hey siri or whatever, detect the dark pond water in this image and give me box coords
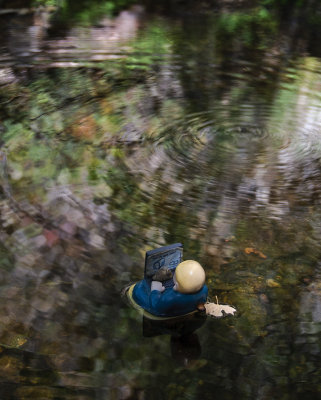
[1,4,321,400]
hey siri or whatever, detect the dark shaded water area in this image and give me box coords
[1,3,321,399]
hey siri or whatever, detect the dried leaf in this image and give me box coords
[205,302,237,318]
[266,278,280,288]
[244,247,267,259]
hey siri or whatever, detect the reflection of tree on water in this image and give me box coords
[0,5,144,68]
[0,345,58,397]
[1,2,321,399]
[107,65,321,400]
[0,181,143,397]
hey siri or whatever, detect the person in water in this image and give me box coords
[132,260,208,317]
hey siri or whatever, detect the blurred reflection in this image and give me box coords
[1,2,321,399]
[142,313,207,338]
[143,314,206,367]
[170,334,202,367]
[0,6,144,68]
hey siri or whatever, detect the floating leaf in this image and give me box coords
[266,278,280,288]
[244,247,267,258]
[205,302,237,318]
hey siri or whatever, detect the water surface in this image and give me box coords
[0,5,321,399]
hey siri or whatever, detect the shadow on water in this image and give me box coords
[1,1,321,399]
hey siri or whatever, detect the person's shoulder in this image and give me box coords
[133,279,150,294]
[201,285,209,294]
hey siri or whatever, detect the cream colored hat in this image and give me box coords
[175,260,205,293]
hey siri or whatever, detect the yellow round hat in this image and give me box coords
[175,260,205,293]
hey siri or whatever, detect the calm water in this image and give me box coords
[0,4,321,400]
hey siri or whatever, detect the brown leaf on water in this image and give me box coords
[244,247,267,259]
[266,278,280,288]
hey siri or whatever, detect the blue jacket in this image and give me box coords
[132,279,208,317]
